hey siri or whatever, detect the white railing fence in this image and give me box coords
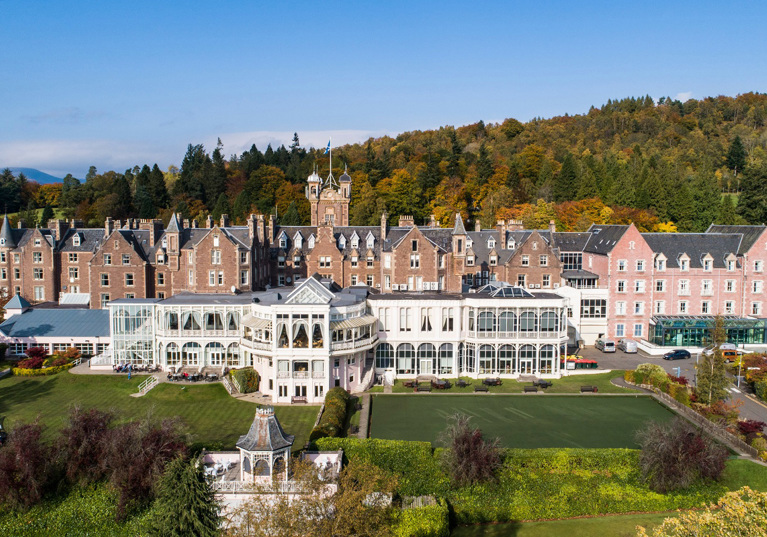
[231,374,242,393]
[222,375,236,394]
[137,375,159,396]
[90,351,113,366]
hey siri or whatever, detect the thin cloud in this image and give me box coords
[675,91,693,102]
[23,107,105,125]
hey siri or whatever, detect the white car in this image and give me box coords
[617,339,638,353]
[595,338,616,353]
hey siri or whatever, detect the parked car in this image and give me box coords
[703,343,738,356]
[595,338,616,353]
[617,339,638,353]
[722,349,739,363]
[663,349,691,360]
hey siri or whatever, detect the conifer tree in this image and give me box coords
[553,153,578,202]
[738,163,767,224]
[696,316,730,405]
[39,205,54,227]
[726,136,746,176]
[211,193,231,221]
[281,201,301,225]
[149,457,220,537]
[476,142,493,185]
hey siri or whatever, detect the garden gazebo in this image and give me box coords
[236,406,295,482]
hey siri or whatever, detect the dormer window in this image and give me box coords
[73,234,81,246]
[213,234,220,247]
[293,234,303,249]
[351,235,359,249]
[680,259,689,271]
[367,235,374,249]
[280,236,287,249]
[727,259,736,271]
[338,236,346,249]
[488,238,496,249]
[507,240,515,250]
[656,257,666,271]
[490,255,497,266]
[466,256,474,266]
[703,259,712,271]
[466,238,473,249]
[0,239,4,246]
[308,235,315,249]
[157,252,164,264]
[34,238,41,247]
[162,237,167,248]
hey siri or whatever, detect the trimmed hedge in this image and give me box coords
[625,368,691,407]
[12,363,75,377]
[393,500,450,537]
[230,367,259,393]
[756,380,767,402]
[314,437,450,496]
[310,388,351,442]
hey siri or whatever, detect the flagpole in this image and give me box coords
[329,137,332,181]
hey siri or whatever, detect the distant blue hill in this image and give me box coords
[5,167,64,184]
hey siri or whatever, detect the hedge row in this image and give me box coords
[756,380,767,402]
[12,363,75,377]
[393,499,450,537]
[314,437,449,496]
[309,388,350,442]
[625,368,691,406]
[0,484,150,537]
[230,367,259,393]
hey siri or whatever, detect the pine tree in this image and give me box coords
[290,132,300,153]
[39,205,54,227]
[691,172,721,232]
[447,129,463,178]
[149,457,220,537]
[553,153,578,202]
[726,136,746,176]
[717,195,740,225]
[476,142,493,185]
[696,316,730,405]
[738,163,767,224]
[211,193,231,221]
[281,201,301,225]
[148,164,170,210]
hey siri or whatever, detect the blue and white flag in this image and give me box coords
[324,140,331,154]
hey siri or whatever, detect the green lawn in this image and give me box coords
[0,373,318,450]
[451,512,676,537]
[370,394,674,448]
[368,371,636,394]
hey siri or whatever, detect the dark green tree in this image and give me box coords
[691,172,721,232]
[717,195,741,225]
[112,175,134,220]
[175,144,211,203]
[696,316,730,405]
[211,193,231,221]
[417,145,443,199]
[148,164,170,210]
[207,139,228,204]
[281,201,301,225]
[39,205,54,226]
[447,129,463,178]
[19,202,38,228]
[553,153,578,202]
[726,136,746,175]
[476,142,493,185]
[134,185,156,219]
[149,457,220,537]
[738,163,767,224]
[85,166,97,182]
[290,132,300,153]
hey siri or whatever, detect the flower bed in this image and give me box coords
[12,363,75,376]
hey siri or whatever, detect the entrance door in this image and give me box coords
[295,385,307,397]
[520,359,533,375]
[420,359,432,375]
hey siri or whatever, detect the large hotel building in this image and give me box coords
[2,169,767,403]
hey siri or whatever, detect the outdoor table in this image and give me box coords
[205,466,217,477]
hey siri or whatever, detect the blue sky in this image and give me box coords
[1,0,766,178]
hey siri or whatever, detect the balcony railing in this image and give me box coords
[470,331,565,339]
[241,340,272,351]
[331,335,376,351]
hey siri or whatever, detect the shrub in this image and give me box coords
[737,419,766,441]
[755,380,767,402]
[623,370,635,383]
[25,346,47,361]
[668,374,689,386]
[230,367,259,393]
[12,363,74,376]
[0,423,55,510]
[51,357,68,367]
[314,437,449,497]
[60,407,114,485]
[667,383,691,406]
[635,417,728,493]
[752,437,767,452]
[636,363,666,383]
[0,343,7,360]
[18,356,44,370]
[310,388,351,442]
[393,500,449,537]
[439,414,501,487]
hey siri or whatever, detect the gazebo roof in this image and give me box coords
[236,407,295,452]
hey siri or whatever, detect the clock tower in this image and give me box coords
[306,166,351,227]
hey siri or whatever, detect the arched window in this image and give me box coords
[479,344,495,374]
[520,311,538,333]
[478,311,496,333]
[293,322,308,348]
[519,344,536,374]
[499,311,516,333]
[227,312,239,331]
[375,343,394,369]
[182,312,201,331]
[417,343,436,375]
[206,342,225,366]
[277,324,289,348]
[540,345,555,374]
[166,343,180,366]
[312,323,324,348]
[438,344,453,375]
[226,343,240,366]
[396,343,415,375]
[167,312,178,330]
[498,344,515,374]
[181,342,201,365]
[541,311,558,332]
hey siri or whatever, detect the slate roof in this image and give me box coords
[706,225,766,254]
[550,232,592,252]
[236,408,295,452]
[56,229,104,253]
[641,233,742,269]
[0,215,16,248]
[0,308,110,338]
[584,225,629,254]
[452,213,467,235]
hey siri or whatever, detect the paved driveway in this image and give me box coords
[579,347,767,422]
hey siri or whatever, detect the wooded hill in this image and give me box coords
[3,93,767,232]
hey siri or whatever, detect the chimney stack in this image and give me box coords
[220,214,229,228]
[428,214,437,228]
[507,219,524,231]
[104,217,114,238]
[248,214,257,240]
[206,215,214,228]
[48,219,69,241]
[398,215,414,228]
[380,212,388,242]
[475,220,481,232]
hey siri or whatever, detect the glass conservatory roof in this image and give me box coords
[651,315,766,329]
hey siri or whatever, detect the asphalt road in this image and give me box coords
[579,347,767,423]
